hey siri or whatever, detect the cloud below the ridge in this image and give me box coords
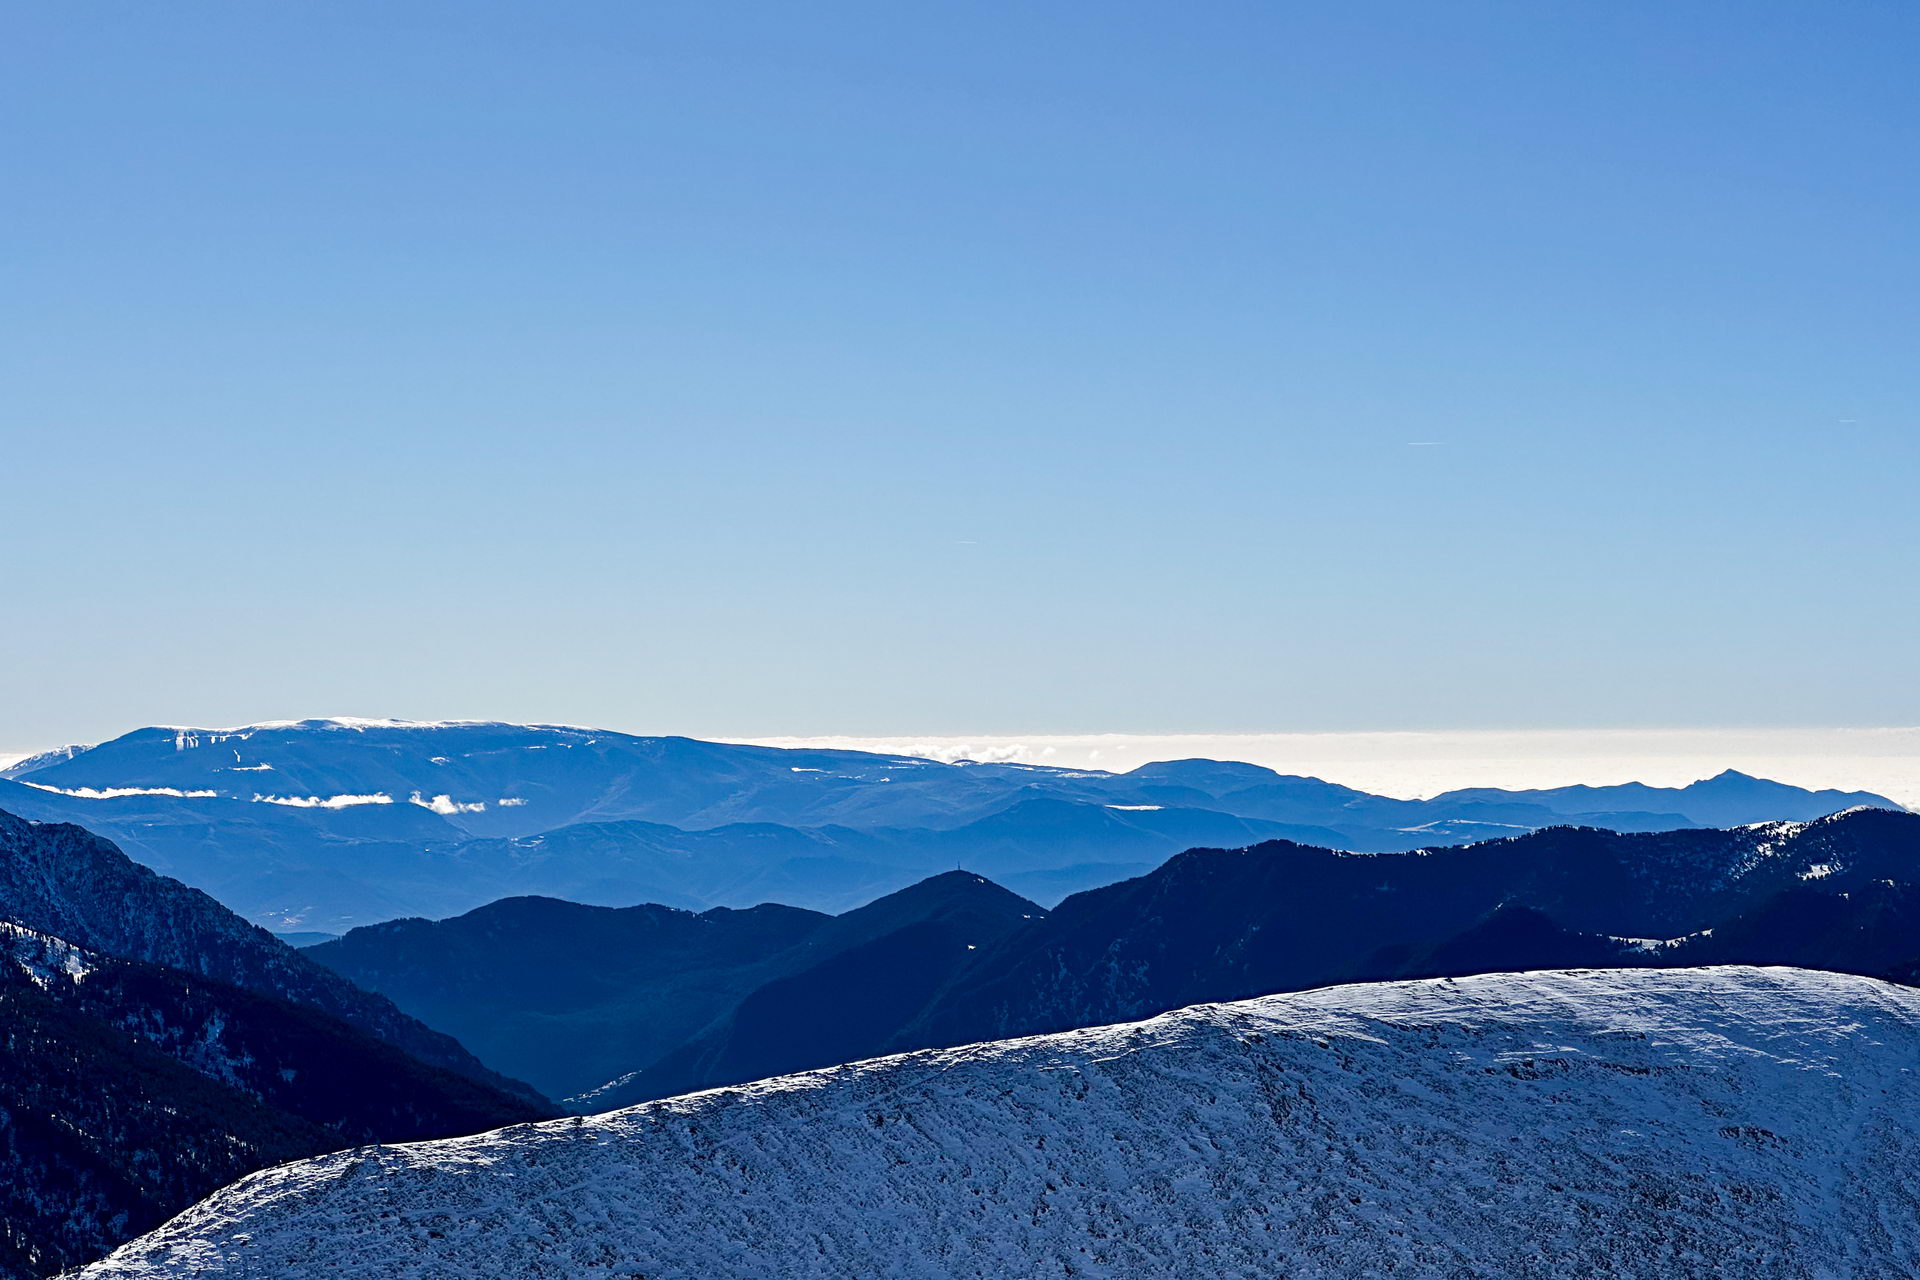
[728,728,1920,810]
[410,792,486,815]
[254,792,393,809]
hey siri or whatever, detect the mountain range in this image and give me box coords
[71,967,1920,1279]
[10,779,1920,1275]
[3,718,1899,931]
[0,812,550,1279]
[305,805,1920,1111]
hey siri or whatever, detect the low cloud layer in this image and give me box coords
[732,728,1920,810]
[18,781,218,800]
[409,792,486,815]
[253,793,394,809]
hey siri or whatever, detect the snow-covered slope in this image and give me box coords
[75,967,1920,1278]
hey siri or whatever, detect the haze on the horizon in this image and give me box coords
[5,3,1917,749]
[5,722,1917,814]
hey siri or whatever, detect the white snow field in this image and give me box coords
[74,967,1920,1279]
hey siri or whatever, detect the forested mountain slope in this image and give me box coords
[0,922,548,1280]
[0,810,542,1104]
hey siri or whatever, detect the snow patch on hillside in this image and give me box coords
[1,920,95,988]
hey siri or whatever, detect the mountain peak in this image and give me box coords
[853,869,1041,917]
[1123,758,1284,784]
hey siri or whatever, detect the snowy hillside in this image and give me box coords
[75,967,1920,1278]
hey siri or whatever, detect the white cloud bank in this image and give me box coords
[731,727,1920,810]
[17,781,218,800]
[409,792,486,815]
[253,793,394,809]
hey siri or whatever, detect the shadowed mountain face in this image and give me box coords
[310,807,1920,1113]
[576,872,1042,1107]
[0,927,551,1280]
[0,926,551,1280]
[0,813,556,1280]
[3,720,1900,931]
[310,872,1043,1101]
[0,810,542,1105]
[891,809,1920,1058]
[305,897,831,1097]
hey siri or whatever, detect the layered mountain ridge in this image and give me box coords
[4,719,1898,931]
[6,720,1914,1277]
[306,805,1920,1110]
[308,872,1043,1098]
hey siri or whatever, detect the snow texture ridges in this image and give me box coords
[75,966,1920,1279]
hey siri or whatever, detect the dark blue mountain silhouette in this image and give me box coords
[308,807,1920,1113]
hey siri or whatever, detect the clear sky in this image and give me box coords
[5,1,1917,752]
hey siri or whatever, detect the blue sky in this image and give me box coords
[4,1,1917,750]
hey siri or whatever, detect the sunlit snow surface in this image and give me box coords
[1,920,94,988]
[74,967,1920,1279]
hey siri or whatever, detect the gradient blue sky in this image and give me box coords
[5,1,1917,751]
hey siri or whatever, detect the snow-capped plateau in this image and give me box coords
[73,966,1920,1278]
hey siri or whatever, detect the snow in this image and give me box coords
[0,743,90,774]
[2,921,95,988]
[71,967,1920,1279]
[156,717,615,736]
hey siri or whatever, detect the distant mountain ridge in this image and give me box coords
[1427,767,1895,827]
[4,719,1900,931]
